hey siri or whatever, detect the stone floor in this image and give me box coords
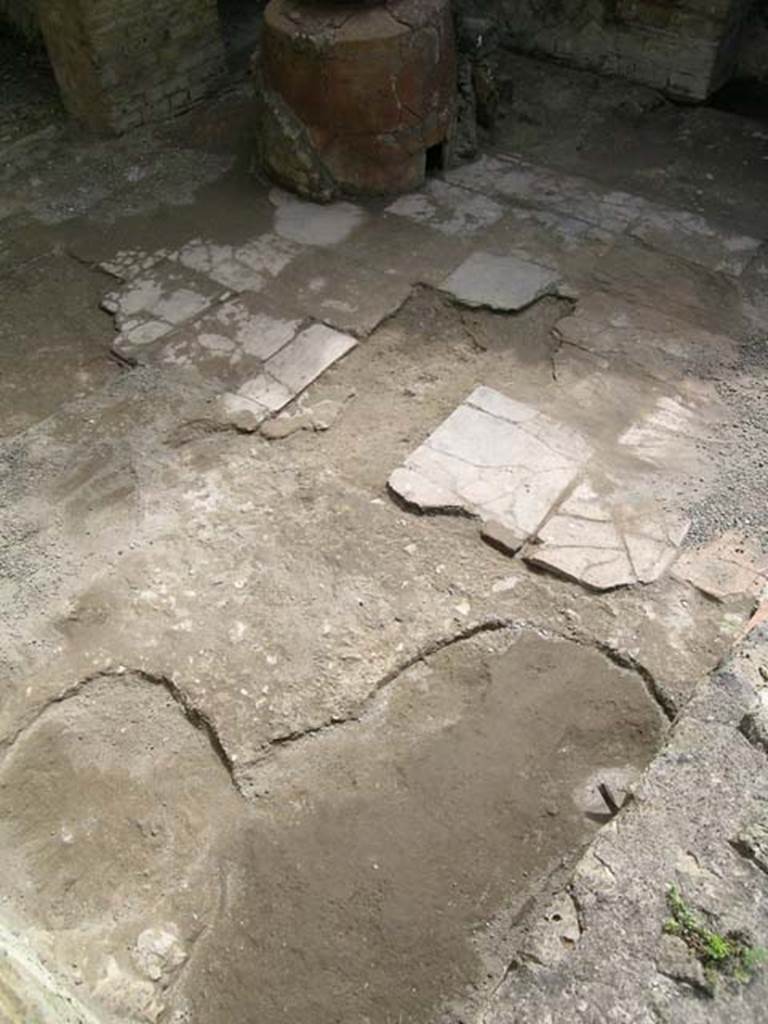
[0,54,767,1024]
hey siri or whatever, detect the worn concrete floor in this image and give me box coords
[0,53,767,1024]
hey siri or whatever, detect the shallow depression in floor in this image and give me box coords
[180,630,665,1023]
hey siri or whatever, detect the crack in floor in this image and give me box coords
[239,616,673,781]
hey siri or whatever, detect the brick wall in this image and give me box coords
[37,0,225,133]
[459,0,754,100]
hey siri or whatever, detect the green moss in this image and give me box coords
[664,885,767,992]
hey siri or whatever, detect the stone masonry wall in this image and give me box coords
[737,0,768,82]
[0,0,40,40]
[37,0,225,133]
[458,0,754,100]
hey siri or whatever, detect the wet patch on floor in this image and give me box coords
[178,630,664,1024]
[0,631,664,1023]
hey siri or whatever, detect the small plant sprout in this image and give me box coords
[664,884,767,991]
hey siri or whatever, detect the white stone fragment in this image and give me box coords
[388,387,589,546]
[214,393,271,432]
[265,323,357,395]
[440,252,564,311]
[100,247,171,282]
[526,483,688,591]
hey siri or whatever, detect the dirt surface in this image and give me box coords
[181,632,663,1024]
[0,45,766,1024]
[0,633,663,1024]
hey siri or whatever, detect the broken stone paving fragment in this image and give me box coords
[388,386,590,547]
[260,397,350,439]
[103,259,228,357]
[118,295,303,393]
[673,530,768,603]
[217,323,358,429]
[525,482,689,591]
[481,518,526,556]
[439,251,569,311]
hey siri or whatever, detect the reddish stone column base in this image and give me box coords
[256,0,457,200]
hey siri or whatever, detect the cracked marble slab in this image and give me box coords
[221,322,358,425]
[388,386,590,547]
[439,251,567,311]
[525,483,689,591]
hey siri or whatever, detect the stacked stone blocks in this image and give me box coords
[37,0,225,133]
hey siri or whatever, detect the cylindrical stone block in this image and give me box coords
[260,0,457,196]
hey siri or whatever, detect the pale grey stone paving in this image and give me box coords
[266,322,357,394]
[439,251,565,311]
[116,296,302,391]
[391,385,694,591]
[388,386,590,549]
[444,153,764,284]
[267,248,413,335]
[103,259,228,355]
[100,246,172,282]
[171,233,302,291]
[220,322,358,426]
[630,206,762,277]
[525,482,690,591]
[444,154,648,233]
